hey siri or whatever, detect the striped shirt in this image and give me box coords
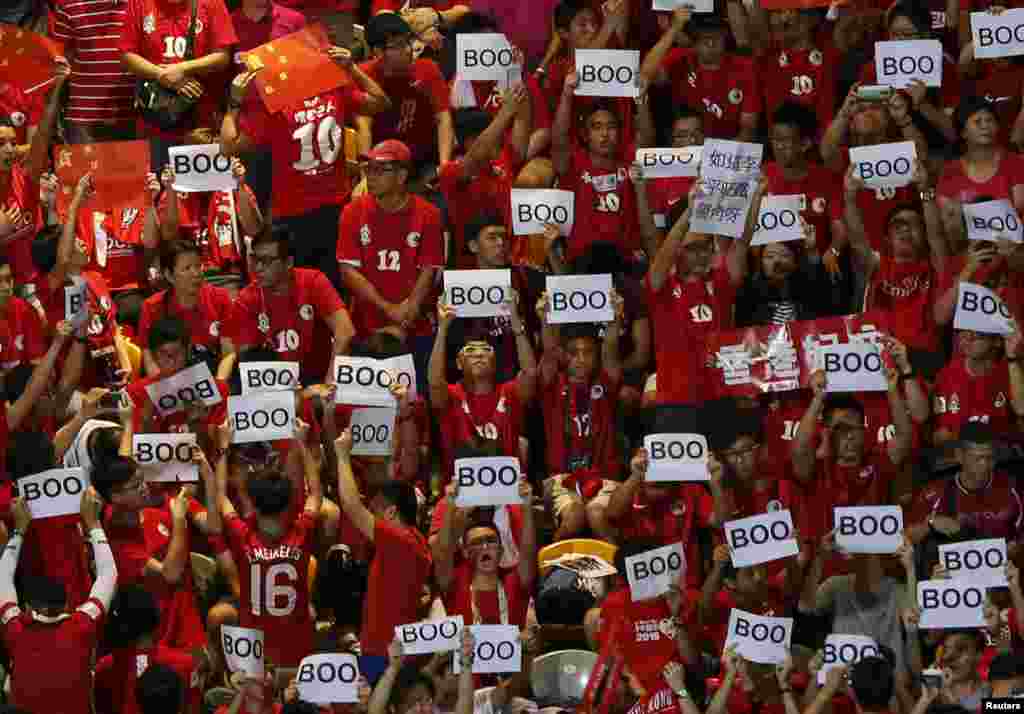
[50,0,136,124]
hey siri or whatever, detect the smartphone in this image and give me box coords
[919,669,943,689]
[857,85,893,102]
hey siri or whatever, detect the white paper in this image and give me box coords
[452,625,522,674]
[751,195,804,246]
[834,506,904,554]
[456,33,520,81]
[725,609,792,665]
[874,40,943,88]
[624,542,685,601]
[654,0,713,12]
[545,274,614,324]
[239,361,301,395]
[222,625,264,677]
[385,354,418,400]
[954,282,1016,335]
[819,635,880,685]
[643,433,709,481]
[18,468,89,519]
[635,146,702,178]
[918,580,986,629]
[133,433,199,483]
[350,406,396,457]
[296,654,359,704]
[396,616,464,655]
[823,343,888,392]
[169,143,237,193]
[144,362,222,417]
[724,510,800,568]
[849,141,917,189]
[574,49,640,98]
[691,139,763,239]
[444,269,512,318]
[454,457,523,507]
[64,278,88,329]
[228,391,296,444]
[971,9,1024,59]
[334,356,397,407]
[939,538,1008,588]
[511,189,575,237]
[963,199,1023,243]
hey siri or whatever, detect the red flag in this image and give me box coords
[53,141,150,220]
[0,25,65,94]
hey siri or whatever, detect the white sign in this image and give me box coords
[452,625,522,674]
[396,616,464,655]
[823,343,888,392]
[691,139,763,239]
[963,199,1023,243]
[239,361,301,395]
[546,274,614,324]
[849,141,917,189]
[954,282,1016,335]
[939,538,1008,588]
[819,635,880,685]
[635,146,702,178]
[350,406,396,457]
[334,356,397,407]
[751,195,804,246]
[653,0,713,12]
[874,40,943,88]
[511,189,575,237]
[133,433,198,483]
[144,362,222,417]
[296,654,359,704]
[643,433,709,481]
[454,457,522,507]
[456,33,519,81]
[917,580,986,629]
[444,269,512,318]
[228,391,296,444]
[169,143,237,193]
[971,9,1024,59]
[834,506,903,554]
[725,609,792,665]
[18,468,89,519]
[624,542,685,601]
[64,278,88,329]
[724,510,799,568]
[574,49,640,98]
[222,625,264,677]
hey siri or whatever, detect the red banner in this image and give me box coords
[53,141,150,219]
[0,25,65,94]
[245,24,351,114]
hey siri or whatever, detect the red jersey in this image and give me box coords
[561,147,640,262]
[699,586,788,653]
[760,393,811,480]
[910,471,1022,539]
[127,374,229,434]
[362,518,432,656]
[938,151,1024,205]
[438,380,525,486]
[1,596,105,714]
[627,688,684,714]
[967,64,1024,147]
[864,256,939,352]
[759,44,840,133]
[439,152,516,268]
[72,206,147,291]
[661,49,761,140]
[933,357,1015,438]
[646,263,737,404]
[541,371,621,478]
[159,188,253,273]
[828,166,914,253]
[1,165,41,283]
[647,175,695,230]
[95,645,202,714]
[138,284,233,357]
[0,82,42,145]
[762,162,842,252]
[358,58,449,161]
[443,564,529,627]
[598,588,680,693]
[225,510,317,666]
[0,297,44,370]
[337,194,443,336]
[802,450,891,541]
[242,85,366,218]
[230,267,347,361]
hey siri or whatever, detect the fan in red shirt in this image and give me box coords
[334,427,432,657]
[337,140,444,345]
[0,82,42,151]
[231,227,355,383]
[961,52,1024,147]
[0,257,44,370]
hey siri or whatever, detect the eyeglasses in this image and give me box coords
[250,253,283,268]
[467,535,500,549]
[722,444,760,461]
[461,345,495,356]
[363,162,399,177]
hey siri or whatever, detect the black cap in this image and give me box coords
[365,13,413,48]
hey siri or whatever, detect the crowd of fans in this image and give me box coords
[3,0,1024,712]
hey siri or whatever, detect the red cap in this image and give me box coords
[361,139,411,164]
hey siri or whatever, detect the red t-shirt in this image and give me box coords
[647,175,695,230]
[438,380,524,486]
[439,152,516,268]
[864,256,939,352]
[542,371,622,478]
[763,162,842,252]
[158,188,254,272]
[661,49,761,140]
[358,58,449,162]
[646,263,737,405]
[337,194,443,336]
[138,284,233,357]
[0,82,42,145]
[760,393,811,481]
[561,147,640,262]
[828,164,914,253]
[1,165,41,283]
[598,588,680,693]
[225,510,317,666]
[909,471,1022,539]
[0,297,44,370]
[362,518,432,657]
[933,357,1015,439]
[758,43,840,133]
[938,151,1024,205]
[801,450,891,541]
[443,563,529,627]
[73,206,148,292]
[966,64,1024,147]
[95,645,202,714]
[698,586,788,653]
[242,85,366,218]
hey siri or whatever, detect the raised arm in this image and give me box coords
[7,321,72,431]
[518,479,537,589]
[220,71,261,157]
[434,483,463,592]
[639,9,689,87]
[648,188,693,294]
[53,174,94,287]
[841,166,879,277]
[462,87,522,178]
[327,47,391,115]
[508,290,538,404]
[726,177,767,287]
[368,640,406,714]
[81,488,117,612]
[428,299,456,410]
[335,429,375,541]
[551,71,578,177]
[791,371,825,483]
[602,291,625,383]
[24,59,70,181]
[0,499,31,607]
[148,486,192,585]
[883,352,913,468]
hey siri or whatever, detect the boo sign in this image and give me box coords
[624,541,685,601]
[822,342,888,393]
[849,141,917,189]
[574,49,640,98]
[511,188,574,237]
[834,506,903,554]
[396,616,464,655]
[168,143,237,193]
[643,433,708,481]
[874,40,943,88]
[918,580,986,629]
[546,274,614,324]
[222,625,264,677]
[444,269,511,319]
[18,467,90,519]
[725,609,792,665]
[962,199,1023,243]
[296,654,360,704]
[954,282,1016,335]
[939,538,1008,588]
[133,433,198,483]
[971,9,1024,59]
[456,33,520,81]
[454,457,522,507]
[819,635,879,685]
[144,362,222,417]
[724,510,799,568]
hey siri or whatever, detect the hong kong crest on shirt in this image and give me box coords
[767,499,782,512]
[591,384,605,400]
[812,197,827,214]
[728,88,743,105]
[658,618,678,639]
[950,394,961,413]
[359,225,371,246]
[406,232,421,248]
[209,321,220,337]
[996,392,1007,408]
[687,71,697,88]
[299,304,314,321]
[258,312,270,333]
[810,50,823,66]
[858,465,875,481]
[194,19,204,34]
[778,52,789,67]
[9,112,24,127]
[142,13,155,33]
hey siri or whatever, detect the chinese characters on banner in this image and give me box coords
[690,140,763,239]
